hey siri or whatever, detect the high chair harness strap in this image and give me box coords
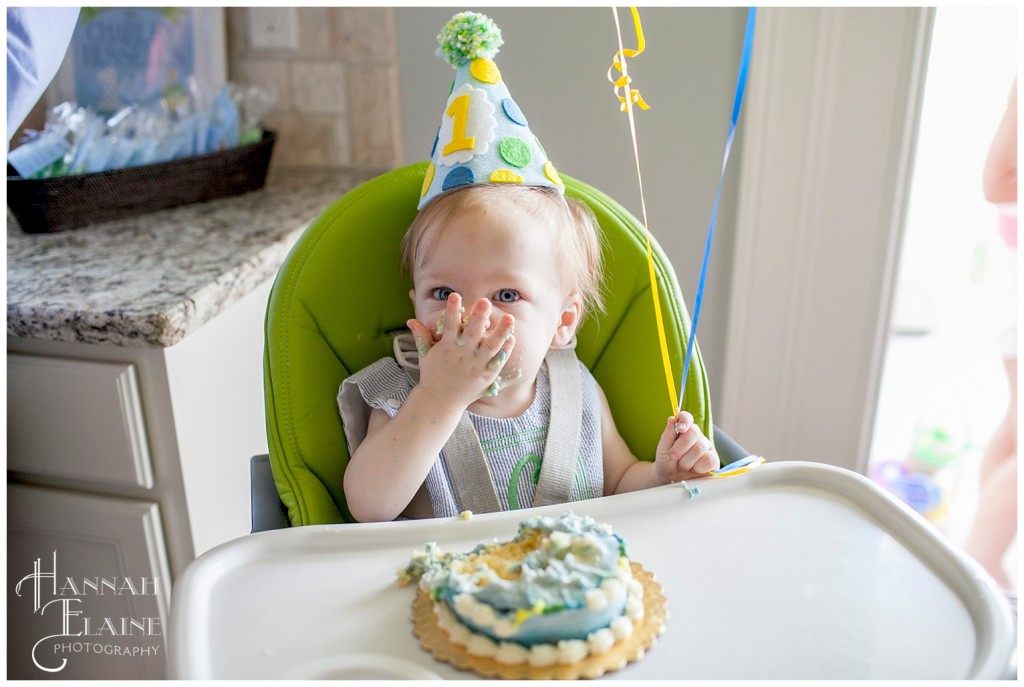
[445,414,503,514]
[532,345,582,506]
[392,332,583,514]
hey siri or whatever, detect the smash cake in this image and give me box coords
[398,511,666,679]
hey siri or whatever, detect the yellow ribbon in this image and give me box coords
[608,7,651,112]
[608,7,677,415]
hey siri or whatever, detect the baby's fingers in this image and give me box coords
[407,319,435,357]
[666,425,700,462]
[690,448,719,475]
[675,435,716,474]
[439,292,464,341]
[656,416,681,457]
[673,410,695,434]
[461,298,492,344]
[479,314,514,355]
[486,335,516,376]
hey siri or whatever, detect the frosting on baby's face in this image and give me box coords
[410,201,581,414]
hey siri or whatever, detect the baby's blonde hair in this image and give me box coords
[401,185,606,319]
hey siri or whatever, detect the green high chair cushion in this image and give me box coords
[264,161,711,526]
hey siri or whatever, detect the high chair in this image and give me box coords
[252,161,750,530]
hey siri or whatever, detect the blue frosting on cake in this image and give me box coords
[403,511,634,647]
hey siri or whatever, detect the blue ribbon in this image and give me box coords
[678,7,757,410]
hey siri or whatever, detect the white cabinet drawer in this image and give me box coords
[8,354,153,488]
[7,484,171,679]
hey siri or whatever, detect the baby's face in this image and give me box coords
[410,201,579,402]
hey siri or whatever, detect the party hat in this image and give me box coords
[418,12,564,210]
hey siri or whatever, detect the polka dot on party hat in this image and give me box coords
[418,11,565,211]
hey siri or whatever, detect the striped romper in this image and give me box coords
[338,354,604,518]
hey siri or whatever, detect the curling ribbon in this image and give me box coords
[609,6,677,415]
[608,7,651,112]
[678,7,756,410]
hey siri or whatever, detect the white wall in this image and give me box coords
[723,8,933,471]
[396,7,747,414]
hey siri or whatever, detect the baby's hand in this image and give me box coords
[407,293,515,409]
[654,411,720,483]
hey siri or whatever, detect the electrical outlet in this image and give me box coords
[249,8,297,51]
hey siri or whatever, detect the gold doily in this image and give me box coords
[411,561,667,679]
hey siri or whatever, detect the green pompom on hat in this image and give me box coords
[436,11,503,67]
[418,11,564,211]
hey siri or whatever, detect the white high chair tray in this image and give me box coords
[168,461,1013,679]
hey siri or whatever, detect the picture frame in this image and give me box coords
[45,7,226,115]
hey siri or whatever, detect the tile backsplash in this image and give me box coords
[225,7,401,170]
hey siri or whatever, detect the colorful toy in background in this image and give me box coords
[871,460,945,519]
[870,423,973,523]
[908,425,970,473]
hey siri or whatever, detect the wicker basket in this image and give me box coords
[7,130,276,234]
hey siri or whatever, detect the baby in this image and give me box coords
[339,11,718,522]
[341,184,719,522]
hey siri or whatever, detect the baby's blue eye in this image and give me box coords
[431,287,454,301]
[493,289,520,303]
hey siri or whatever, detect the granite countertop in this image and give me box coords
[7,167,383,348]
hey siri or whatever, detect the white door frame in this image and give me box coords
[721,7,934,472]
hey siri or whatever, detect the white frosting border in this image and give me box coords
[432,574,645,666]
